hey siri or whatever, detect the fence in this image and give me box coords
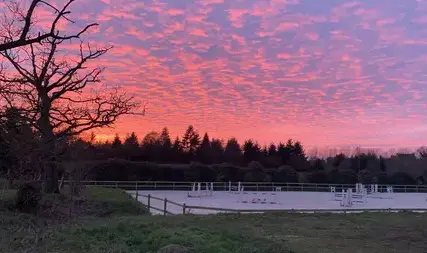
[72,180,427,193]
[136,193,427,215]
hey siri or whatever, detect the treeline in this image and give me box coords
[2,121,427,185]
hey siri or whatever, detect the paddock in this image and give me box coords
[130,190,427,215]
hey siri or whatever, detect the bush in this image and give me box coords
[337,159,352,171]
[307,171,330,183]
[388,172,416,185]
[15,182,42,213]
[328,169,357,184]
[212,163,241,181]
[248,161,264,171]
[358,169,377,184]
[273,165,299,183]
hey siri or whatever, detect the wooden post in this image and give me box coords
[115,181,118,189]
[147,194,151,211]
[182,203,186,214]
[164,198,168,216]
[135,182,139,200]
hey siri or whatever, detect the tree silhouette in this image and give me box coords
[111,134,122,149]
[197,133,212,164]
[268,143,277,156]
[210,138,225,164]
[123,132,140,160]
[277,142,291,165]
[243,139,261,165]
[0,107,38,186]
[181,125,200,160]
[172,136,183,163]
[224,138,242,165]
[0,30,136,193]
[159,127,172,162]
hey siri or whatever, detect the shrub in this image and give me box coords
[273,165,299,183]
[15,182,42,213]
[357,169,377,184]
[328,169,357,184]
[248,161,264,171]
[388,172,416,185]
[212,163,241,181]
[337,158,352,170]
[307,171,330,183]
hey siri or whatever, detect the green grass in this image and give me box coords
[8,212,427,253]
[1,187,427,253]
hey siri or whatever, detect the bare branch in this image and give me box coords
[0,0,99,51]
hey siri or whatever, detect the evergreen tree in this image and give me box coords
[172,136,183,163]
[124,132,139,148]
[210,138,224,164]
[123,132,140,160]
[181,125,200,157]
[111,134,122,149]
[261,146,268,156]
[159,127,172,148]
[159,127,173,162]
[197,133,212,164]
[293,141,306,158]
[224,137,242,165]
[277,142,291,165]
[268,143,277,156]
[243,139,261,165]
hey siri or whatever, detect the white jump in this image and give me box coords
[188,182,213,198]
[229,181,244,194]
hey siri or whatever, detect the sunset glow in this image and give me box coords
[52,0,427,149]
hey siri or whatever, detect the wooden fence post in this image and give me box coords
[115,181,118,189]
[147,194,151,211]
[164,198,168,216]
[183,203,186,215]
[135,182,138,200]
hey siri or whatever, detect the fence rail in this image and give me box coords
[69,180,427,193]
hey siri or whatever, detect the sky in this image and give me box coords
[26,0,427,149]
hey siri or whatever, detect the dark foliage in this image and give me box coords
[15,182,42,213]
[0,122,426,185]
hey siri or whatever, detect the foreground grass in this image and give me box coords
[1,187,427,252]
[28,212,426,253]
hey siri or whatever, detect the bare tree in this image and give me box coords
[0,33,138,192]
[0,0,97,51]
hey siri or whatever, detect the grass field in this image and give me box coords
[1,187,427,253]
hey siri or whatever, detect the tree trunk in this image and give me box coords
[38,91,60,194]
[40,127,60,194]
[6,168,13,189]
[43,162,59,193]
